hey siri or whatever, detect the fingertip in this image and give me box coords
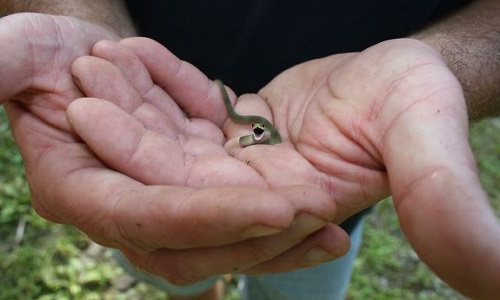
[70,56,97,87]
[303,225,350,266]
[66,97,89,126]
[91,39,118,55]
[66,97,104,126]
[71,55,142,113]
[66,98,144,154]
[328,225,351,258]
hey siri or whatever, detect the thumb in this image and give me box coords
[384,78,500,298]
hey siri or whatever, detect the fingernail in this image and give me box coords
[304,247,336,266]
[240,225,284,239]
[290,214,327,239]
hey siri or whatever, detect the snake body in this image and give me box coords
[215,80,282,146]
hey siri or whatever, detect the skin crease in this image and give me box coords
[0,13,350,285]
[68,37,500,298]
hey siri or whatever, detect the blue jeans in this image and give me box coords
[114,221,363,299]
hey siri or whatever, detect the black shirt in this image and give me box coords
[122,0,470,233]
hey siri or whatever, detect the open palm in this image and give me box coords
[228,38,500,297]
[68,37,348,279]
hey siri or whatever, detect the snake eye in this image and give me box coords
[252,123,266,130]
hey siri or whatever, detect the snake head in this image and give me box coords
[238,123,272,146]
[252,123,271,142]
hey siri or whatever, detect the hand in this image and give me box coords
[0,14,348,284]
[64,38,350,282]
[68,35,500,296]
[227,38,500,298]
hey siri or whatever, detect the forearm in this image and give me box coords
[413,0,500,120]
[0,0,136,37]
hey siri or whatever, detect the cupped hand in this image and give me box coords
[0,14,348,284]
[0,13,118,219]
[226,38,499,298]
[66,37,349,282]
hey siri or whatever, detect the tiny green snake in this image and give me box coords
[215,79,282,146]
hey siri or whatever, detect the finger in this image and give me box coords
[16,132,310,253]
[88,40,192,129]
[72,50,225,143]
[91,40,155,98]
[72,56,142,113]
[27,88,339,254]
[8,100,316,253]
[381,56,500,295]
[121,187,339,284]
[118,37,230,126]
[243,224,350,275]
[388,114,500,294]
[71,55,189,137]
[66,98,247,186]
[109,184,336,253]
[122,214,327,285]
[58,175,335,253]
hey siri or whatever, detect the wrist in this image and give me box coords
[0,0,136,37]
[410,0,500,121]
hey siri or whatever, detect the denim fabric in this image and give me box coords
[240,221,364,300]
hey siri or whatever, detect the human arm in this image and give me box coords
[412,0,500,120]
[0,0,136,37]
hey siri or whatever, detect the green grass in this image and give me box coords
[0,105,499,299]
